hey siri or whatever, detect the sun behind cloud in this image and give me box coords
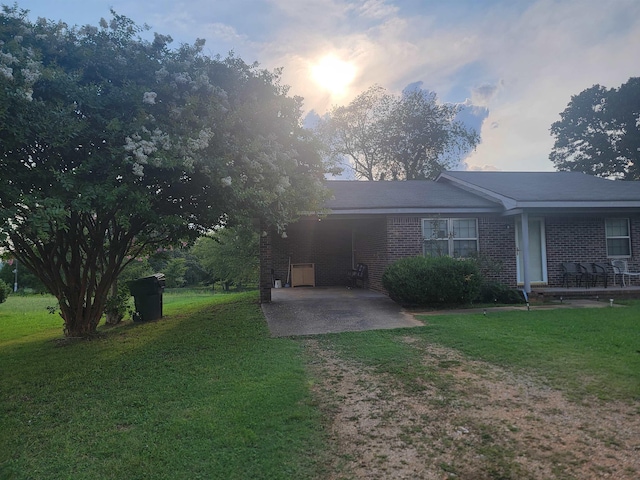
[310,54,356,96]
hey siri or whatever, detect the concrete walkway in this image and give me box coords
[262,288,622,337]
[261,287,423,337]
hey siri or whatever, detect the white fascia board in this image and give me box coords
[325,207,502,215]
[515,201,640,209]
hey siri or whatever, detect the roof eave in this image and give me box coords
[325,207,503,216]
[516,201,640,208]
[437,173,517,209]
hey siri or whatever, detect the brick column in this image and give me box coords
[259,225,272,303]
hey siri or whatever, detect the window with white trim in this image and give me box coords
[422,218,478,258]
[605,218,631,257]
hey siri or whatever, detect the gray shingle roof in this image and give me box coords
[438,171,640,210]
[439,171,640,202]
[324,180,501,214]
[320,172,640,216]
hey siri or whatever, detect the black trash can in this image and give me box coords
[128,273,166,322]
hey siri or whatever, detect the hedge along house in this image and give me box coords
[259,171,640,303]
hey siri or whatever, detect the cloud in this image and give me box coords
[456,103,490,137]
[471,82,502,107]
[26,0,640,173]
[447,0,640,171]
[253,0,639,172]
[468,164,500,171]
[205,23,247,44]
[350,0,399,20]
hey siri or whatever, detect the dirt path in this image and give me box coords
[303,338,640,480]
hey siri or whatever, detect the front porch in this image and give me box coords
[530,284,640,303]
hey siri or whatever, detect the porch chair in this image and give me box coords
[610,259,640,287]
[348,263,368,289]
[577,263,594,289]
[590,263,609,288]
[561,262,583,287]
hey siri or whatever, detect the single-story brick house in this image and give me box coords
[259,171,640,303]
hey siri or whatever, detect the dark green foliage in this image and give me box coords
[550,77,640,179]
[0,279,10,303]
[476,281,524,304]
[0,262,46,294]
[104,260,154,324]
[382,256,482,306]
[103,286,131,323]
[191,224,259,289]
[149,249,211,287]
[0,6,328,336]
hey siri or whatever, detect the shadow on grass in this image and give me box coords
[0,291,328,480]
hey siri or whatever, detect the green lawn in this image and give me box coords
[0,292,327,480]
[320,304,640,402]
[419,306,640,401]
[2,293,639,479]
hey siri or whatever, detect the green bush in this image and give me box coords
[476,281,524,304]
[0,279,11,303]
[382,256,482,307]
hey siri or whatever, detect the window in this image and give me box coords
[422,218,478,258]
[606,218,631,257]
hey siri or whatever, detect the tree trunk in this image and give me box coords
[56,276,125,337]
[62,306,103,337]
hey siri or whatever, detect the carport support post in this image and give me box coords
[259,224,272,303]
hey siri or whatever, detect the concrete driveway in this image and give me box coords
[261,287,423,337]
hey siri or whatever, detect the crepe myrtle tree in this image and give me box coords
[0,6,328,336]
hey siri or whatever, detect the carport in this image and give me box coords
[258,180,500,304]
[261,287,423,337]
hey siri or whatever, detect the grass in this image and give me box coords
[0,291,327,480]
[308,304,640,478]
[318,303,640,402]
[416,305,640,401]
[2,292,639,479]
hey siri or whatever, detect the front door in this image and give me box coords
[516,217,547,284]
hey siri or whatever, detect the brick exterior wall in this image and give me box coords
[354,219,388,292]
[545,215,640,286]
[259,226,272,303]
[387,217,423,262]
[262,213,640,302]
[478,217,517,286]
[384,215,517,288]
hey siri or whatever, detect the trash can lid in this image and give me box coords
[128,273,166,294]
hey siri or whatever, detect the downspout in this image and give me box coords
[352,227,356,268]
[521,212,531,294]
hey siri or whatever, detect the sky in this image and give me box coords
[14,0,640,172]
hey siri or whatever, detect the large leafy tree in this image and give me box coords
[550,77,640,179]
[191,224,259,290]
[319,85,479,180]
[0,6,328,336]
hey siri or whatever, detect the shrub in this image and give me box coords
[104,288,131,325]
[0,279,11,303]
[382,256,482,307]
[476,281,524,304]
